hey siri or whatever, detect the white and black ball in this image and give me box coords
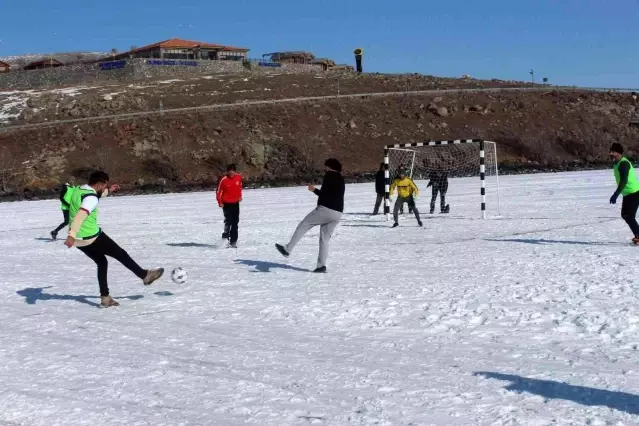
[171,267,188,284]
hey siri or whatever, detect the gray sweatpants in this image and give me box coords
[393,196,421,223]
[285,206,342,268]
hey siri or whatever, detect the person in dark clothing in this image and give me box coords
[373,162,386,215]
[609,143,639,243]
[427,170,450,214]
[276,158,345,273]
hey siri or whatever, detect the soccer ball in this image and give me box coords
[171,267,188,284]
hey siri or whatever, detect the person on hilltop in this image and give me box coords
[609,143,639,244]
[64,171,164,308]
[216,163,243,248]
[275,158,345,273]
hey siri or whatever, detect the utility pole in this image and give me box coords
[530,69,535,84]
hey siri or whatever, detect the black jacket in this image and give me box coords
[314,171,345,212]
[375,170,386,194]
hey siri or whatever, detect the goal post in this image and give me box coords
[383,139,500,220]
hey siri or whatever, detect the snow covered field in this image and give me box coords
[1,170,639,425]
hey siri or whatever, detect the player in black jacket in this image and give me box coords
[373,162,386,215]
[276,158,345,273]
[428,170,450,214]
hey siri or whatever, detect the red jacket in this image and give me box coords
[216,174,243,205]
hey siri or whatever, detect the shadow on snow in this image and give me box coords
[340,223,389,229]
[475,372,639,415]
[16,287,143,308]
[485,238,621,246]
[234,259,310,273]
[166,242,218,248]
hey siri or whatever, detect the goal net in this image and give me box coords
[384,139,500,219]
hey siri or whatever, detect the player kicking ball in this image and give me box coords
[64,171,164,308]
[275,158,345,273]
[389,168,422,228]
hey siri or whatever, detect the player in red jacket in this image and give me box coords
[216,164,243,247]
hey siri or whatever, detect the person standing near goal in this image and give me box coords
[216,164,243,248]
[275,158,345,273]
[64,171,164,308]
[389,168,422,228]
[609,143,639,244]
[372,162,386,215]
[427,169,450,214]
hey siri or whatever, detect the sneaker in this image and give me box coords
[143,268,164,285]
[313,266,327,273]
[632,236,639,245]
[100,296,120,308]
[50,231,57,241]
[275,243,289,257]
[228,242,237,248]
[418,221,423,227]
[392,223,399,228]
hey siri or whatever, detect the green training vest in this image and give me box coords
[614,157,639,196]
[68,186,101,239]
[60,184,75,211]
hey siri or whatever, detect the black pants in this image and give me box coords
[77,232,146,297]
[373,193,384,215]
[431,185,448,213]
[223,203,240,244]
[52,210,70,234]
[622,192,639,237]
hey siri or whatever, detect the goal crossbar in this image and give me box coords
[383,139,496,219]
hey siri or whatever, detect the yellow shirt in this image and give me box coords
[390,177,418,198]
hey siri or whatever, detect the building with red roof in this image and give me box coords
[106,38,249,62]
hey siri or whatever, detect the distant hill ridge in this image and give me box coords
[0,52,107,66]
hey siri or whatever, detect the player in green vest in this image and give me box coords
[609,143,639,244]
[64,171,164,308]
[50,182,75,240]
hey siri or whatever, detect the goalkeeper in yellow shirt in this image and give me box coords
[389,168,423,228]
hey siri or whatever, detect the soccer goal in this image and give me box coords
[383,139,500,219]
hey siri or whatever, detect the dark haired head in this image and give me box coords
[227,163,237,172]
[379,162,385,169]
[610,143,624,155]
[324,158,342,173]
[88,171,110,185]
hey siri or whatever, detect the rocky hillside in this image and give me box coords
[0,72,637,198]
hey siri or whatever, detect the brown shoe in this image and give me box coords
[143,268,164,285]
[100,296,120,308]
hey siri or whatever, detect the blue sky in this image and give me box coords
[0,0,637,88]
